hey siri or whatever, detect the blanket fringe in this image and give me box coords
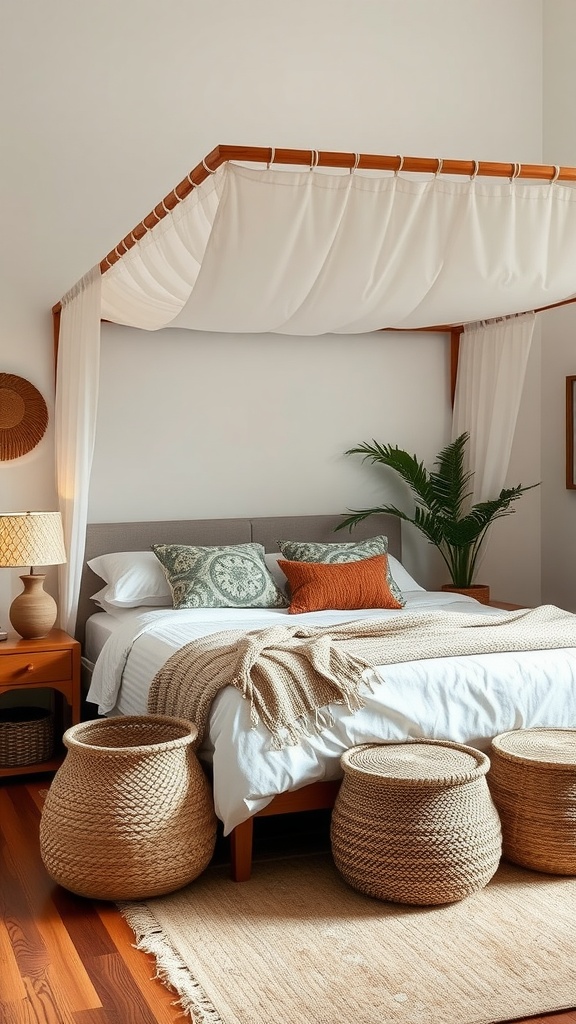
[118,901,225,1024]
[268,700,356,750]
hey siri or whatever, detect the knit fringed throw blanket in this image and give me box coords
[147,605,576,749]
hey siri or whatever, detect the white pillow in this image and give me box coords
[387,555,425,592]
[88,551,172,608]
[264,552,289,595]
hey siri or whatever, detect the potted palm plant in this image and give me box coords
[337,432,539,603]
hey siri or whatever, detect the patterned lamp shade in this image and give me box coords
[0,513,67,639]
[0,512,67,569]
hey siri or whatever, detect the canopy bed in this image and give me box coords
[78,513,576,881]
[52,147,576,879]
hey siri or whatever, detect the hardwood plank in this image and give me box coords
[0,786,102,1013]
[0,917,27,1002]
[96,903,181,1024]
[73,1010,123,1024]
[80,951,170,1024]
[22,970,73,1024]
[0,820,51,983]
[0,998,34,1024]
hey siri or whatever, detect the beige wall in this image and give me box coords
[1,0,545,610]
[541,2,576,611]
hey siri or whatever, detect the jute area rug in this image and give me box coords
[119,852,576,1024]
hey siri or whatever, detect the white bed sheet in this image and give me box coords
[84,610,130,664]
[86,593,576,835]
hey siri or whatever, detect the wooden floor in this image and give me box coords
[1,776,576,1024]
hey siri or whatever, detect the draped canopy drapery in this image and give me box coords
[100,162,576,334]
[55,150,576,632]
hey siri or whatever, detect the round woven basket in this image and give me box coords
[488,728,576,875]
[331,740,502,905]
[0,706,54,767]
[39,715,217,900]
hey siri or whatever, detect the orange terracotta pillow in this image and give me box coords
[278,554,404,614]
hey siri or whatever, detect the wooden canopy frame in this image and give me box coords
[52,145,576,398]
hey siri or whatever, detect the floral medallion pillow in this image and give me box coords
[277,534,405,607]
[151,542,288,609]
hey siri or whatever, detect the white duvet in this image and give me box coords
[86,591,576,834]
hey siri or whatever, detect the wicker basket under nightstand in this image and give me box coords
[0,706,54,767]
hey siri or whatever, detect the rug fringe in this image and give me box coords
[118,900,225,1024]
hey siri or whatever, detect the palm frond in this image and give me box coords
[341,431,540,587]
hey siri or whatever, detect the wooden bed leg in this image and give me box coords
[229,817,254,882]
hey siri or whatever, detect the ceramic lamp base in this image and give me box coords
[9,574,57,639]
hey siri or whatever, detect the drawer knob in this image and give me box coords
[24,663,34,673]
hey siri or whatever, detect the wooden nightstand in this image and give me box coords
[0,629,81,778]
[487,601,526,610]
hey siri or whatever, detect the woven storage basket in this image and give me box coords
[0,706,54,767]
[331,740,502,905]
[39,715,217,900]
[488,728,576,875]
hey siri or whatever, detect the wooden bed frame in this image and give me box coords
[76,512,402,881]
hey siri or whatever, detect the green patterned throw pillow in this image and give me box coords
[152,542,289,609]
[276,535,405,607]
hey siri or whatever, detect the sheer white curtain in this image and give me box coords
[55,266,101,635]
[101,164,576,334]
[451,313,535,500]
[100,171,223,329]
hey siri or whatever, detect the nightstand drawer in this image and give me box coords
[0,650,72,685]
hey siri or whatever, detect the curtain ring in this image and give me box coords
[186,170,196,187]
[470,160,479,180]
[171,188,182,204]
[350,152,360,174]
[114,244,126,259]
[267,147,276,170]
[395,155,404,175]
[129,231,140,245]
[202,157,217,174]
[435,158,443,177]
[309,149,319,171]
[551,165,561,183]
[103,254,115,268]
[509,162,521,183]
[161,198,172,214]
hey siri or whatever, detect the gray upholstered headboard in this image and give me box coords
[76,513,401,646]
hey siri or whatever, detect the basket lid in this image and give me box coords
[341,740,489,787]
[491,728,576,766]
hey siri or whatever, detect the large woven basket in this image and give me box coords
[488,728,576,875]
[0,706,54,767]
[331,740,502,905]
[39,715,217,900]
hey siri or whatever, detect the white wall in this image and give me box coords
[1,0,545,612]
[542,2,576,611]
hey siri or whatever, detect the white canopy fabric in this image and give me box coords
[101,163,576,333]
[58,160,576,630]
[452,313,536,503]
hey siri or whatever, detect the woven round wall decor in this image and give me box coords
[0,373,48,461]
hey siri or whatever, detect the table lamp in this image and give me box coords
[0,511,67,640]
